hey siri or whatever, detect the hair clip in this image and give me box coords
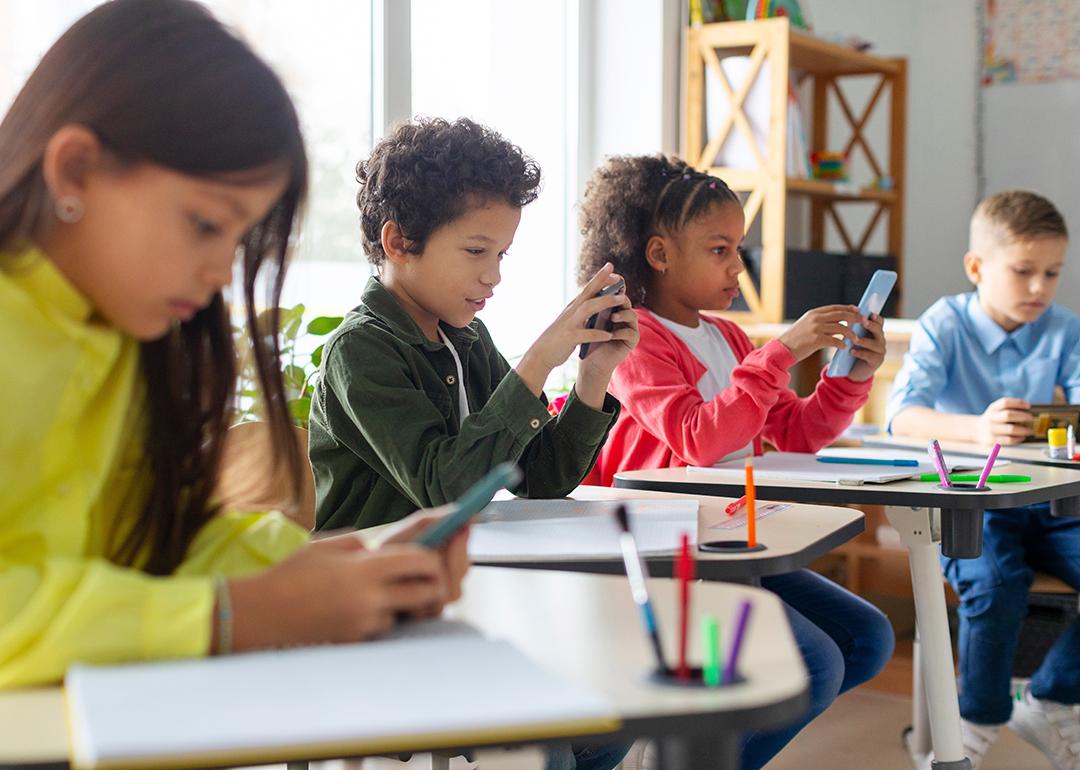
[682,172,692,180]
[709,181,717,190]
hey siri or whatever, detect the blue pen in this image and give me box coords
[817,456,920,468]
[614,504,667,673]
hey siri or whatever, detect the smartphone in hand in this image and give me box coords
[826,269,897,378]
[414,462,523,548]
[579,277,626,359]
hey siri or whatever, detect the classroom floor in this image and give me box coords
[242,689,1052,770]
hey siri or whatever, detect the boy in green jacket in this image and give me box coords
[310,117,638,532]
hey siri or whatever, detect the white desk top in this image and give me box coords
[861,433,1080,470]
[467,486,863,579]
[614,462,1080,510]
[0,568,806,769]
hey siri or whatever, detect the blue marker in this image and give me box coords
[614,504,667,673]
[816,456,920,468]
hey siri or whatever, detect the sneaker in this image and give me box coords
[1008,684,1080,770]
[917,720,999,770]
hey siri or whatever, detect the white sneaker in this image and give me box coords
[917,720,999,770]
[1008,684,1080,770]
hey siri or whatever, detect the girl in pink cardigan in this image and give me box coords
[579,155,894,770]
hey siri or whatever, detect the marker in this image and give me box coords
[927,439,951,487]
[976,443,1001,489]
[702,615,721,687]
[676,532,695,681]
[614,504,667,673]
[723,599,752,685]
[1068,425,1076,458]
[817,456,920,467]
[918,473,1031,483]
[745,457,757,548]
[724,495,747,516]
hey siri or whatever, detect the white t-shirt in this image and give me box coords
[437,327,470,427]
[654,314,754,462]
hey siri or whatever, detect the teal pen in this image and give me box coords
[817,456,920,467]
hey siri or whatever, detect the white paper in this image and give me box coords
[469,499,699,560]
[816,446,1011,471]
[66,624,614,769]
[689,451,918,484]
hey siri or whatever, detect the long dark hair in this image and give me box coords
[0,0,308,574]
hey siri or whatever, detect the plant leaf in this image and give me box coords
[288,396,311,425]
[307,316,343,336]
[311,344,325,368]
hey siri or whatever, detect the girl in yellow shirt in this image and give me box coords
[0,0,467,689]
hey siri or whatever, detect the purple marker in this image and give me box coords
[927,439,951,488]
[723,599,753,685]
[977,443,1001,490]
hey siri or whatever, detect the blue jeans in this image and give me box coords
[739,569,895,770]
[942,502,1080,725]
[546,742,631,770]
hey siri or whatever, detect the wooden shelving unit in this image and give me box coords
[682,18,907,323]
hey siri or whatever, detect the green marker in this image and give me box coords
[702,615,721,687]
[917,473,1031,484]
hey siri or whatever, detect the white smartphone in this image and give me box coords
[826,269,897,378]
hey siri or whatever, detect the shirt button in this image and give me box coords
[445,374,456,385]
[529,418,541,429]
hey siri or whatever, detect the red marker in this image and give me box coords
[725,495,747,516]
[676,532,695,681]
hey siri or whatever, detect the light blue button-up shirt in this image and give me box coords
[885,292,1080,430]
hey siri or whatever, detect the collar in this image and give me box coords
[4,245,95,325]
[966,292,1037,356]
[359,276,480,351]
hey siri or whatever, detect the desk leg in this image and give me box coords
[886,507,970,770]
[658,732,737,770]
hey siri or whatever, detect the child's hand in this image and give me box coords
[575,296,639,407]
[975,397,1033,445]
[778,305,862,363]
[224,534,451,651]
[845,313,887,382]
[379,507,470,605]
[515,264,630,396]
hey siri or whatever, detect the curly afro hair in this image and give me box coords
[356,117,542,266]
[577,154,740,306]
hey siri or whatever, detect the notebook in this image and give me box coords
[469,498,699,560]
[65,621,618,770]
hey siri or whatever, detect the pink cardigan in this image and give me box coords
[588,307,873,486]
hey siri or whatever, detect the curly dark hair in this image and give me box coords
[578,154,740,306]
[356,117,542,266]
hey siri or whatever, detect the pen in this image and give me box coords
[614,504,667,673]
[1069,425,1076,458]
[724,495,747,516]
[976,443,1001,489]
[928,439,951,487]
[745,457,757,548]
[723,599,752,685]
[702,615,721,687]
[817,456,920,467]
[917,473,1031,483]
[676,532,695,681]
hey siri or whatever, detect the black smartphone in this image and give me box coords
[579,278,626,359]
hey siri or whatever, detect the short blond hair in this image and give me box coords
[970,190,1068,254]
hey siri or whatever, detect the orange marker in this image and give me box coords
[745,456,757,548]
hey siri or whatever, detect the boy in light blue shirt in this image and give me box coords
[887,190,1080,770]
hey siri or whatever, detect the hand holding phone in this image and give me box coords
[826,270,897,378]
[414,462,523,548]
[579,277,626,359]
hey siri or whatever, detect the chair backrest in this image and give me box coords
[216,422,316,531]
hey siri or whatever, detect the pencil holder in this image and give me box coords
[698,540,767,554]
[648,666,745,688]
[937,482,990,492]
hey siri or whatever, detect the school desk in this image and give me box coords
[467,485,864,582]
[862,432,1080,473]
[613,464,1080,769]
[0,568,806,770]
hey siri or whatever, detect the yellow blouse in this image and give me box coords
[0,248,308,688]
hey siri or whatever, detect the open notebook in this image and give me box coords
[65,621,618,770]
[689,450,1008,485]
[469,498,699,561]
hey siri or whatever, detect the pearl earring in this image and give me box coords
[55,195,84,224]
